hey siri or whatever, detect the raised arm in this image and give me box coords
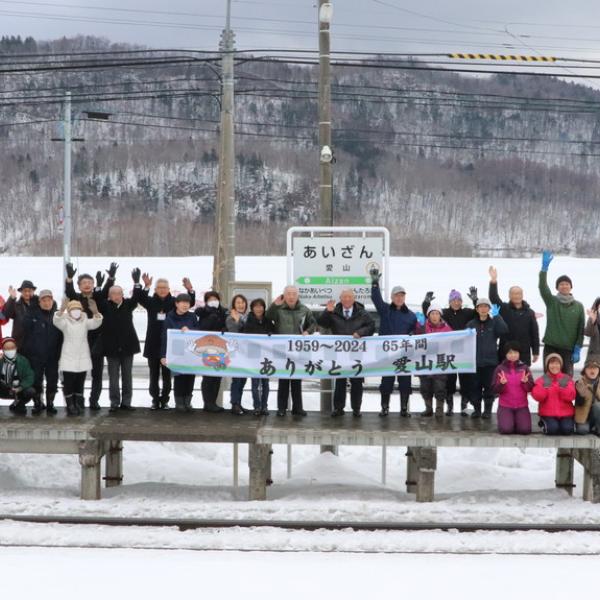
[488,265,503,305]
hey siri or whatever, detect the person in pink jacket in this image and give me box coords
[531,353,576,435]
[416,304,454,417]
[492,341,534,434]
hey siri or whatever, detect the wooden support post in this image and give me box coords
[381,443,387,486]
[414,447,437,503]
[266,446,273,486]
[555,448,575,496]
[104,440,123,488]
[406,447,417,494]
[574,448,600,503]
[248,443,270,501]
[233,443,239,488]
[79,440,103,500]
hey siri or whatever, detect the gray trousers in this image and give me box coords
[107,354,134,408]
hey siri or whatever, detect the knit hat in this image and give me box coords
[427,303,443,317]
[448,289,462,302]
[1,337,16,348]
[476,297,492,308]
[175,293,192,304]
[503,340,521,355]
[204,290,221,303]
[544,353,564,371]
[391,285,406,296]
[38,289,53,299]
[77,273,94,283]
[66,300,83,312]
[555,275,573,289]
[583,359,600,373]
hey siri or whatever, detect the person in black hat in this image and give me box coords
[4,280,39,349]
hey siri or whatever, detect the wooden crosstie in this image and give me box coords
[0,409,598,503]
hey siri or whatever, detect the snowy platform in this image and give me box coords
[0,409,599,504]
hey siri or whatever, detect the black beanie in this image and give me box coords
[555,275,573,289]
[504,340,521,355]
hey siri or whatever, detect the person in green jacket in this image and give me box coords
[539,250,585,375]
[266,285,317,417]
[0,336,36,415]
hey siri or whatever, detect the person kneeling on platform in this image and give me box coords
[574,359,600,435]
[161,293,199,412]
[317,289,375,417]
[0,337,36,414]
[415,304,453,417]
[492,341,533,434]
[532,353,576,435]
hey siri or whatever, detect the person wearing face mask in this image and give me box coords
[195,291,227,413]
[422,288,478,416]
[539,251,585,375]
[139,272,195,410]
[65,262,116,410]
[4,280,39,349]
[0,337,36,415]
[22,289,63,415]
[53,299,103,416]
[93,270,144,413]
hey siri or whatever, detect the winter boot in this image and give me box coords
[460,396,469,416]
[435,398,444,418]
[482,399,494,420]
[76,395,85,411]
[204,401,225,413]
[31,394,46,416]
[445,396,454,416]
[400,392,411,418]
[471,400,482,418]
[89,398,101,411]
[379,392,390,417]
[13,398,27,415]
[183,395,193,412]
[45,393,57,415]
[421,397,434,417]
[150,398,161,411]
[159,395,170,410]
[174,396,186,412]
[65,395,80,417]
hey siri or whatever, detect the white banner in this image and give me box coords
[166,329,476,379]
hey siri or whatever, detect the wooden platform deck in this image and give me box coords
[0,408,598,503]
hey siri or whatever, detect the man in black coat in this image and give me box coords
[317,289,375,417]
[488,266,540,366]
[195,291,227,412]
[65,261,116,409]
[4,280,39,349]
[139,272,195,410]
[94,269,144,412]
[22,289,63,415]
[423,287,478,415]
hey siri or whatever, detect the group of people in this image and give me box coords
[0,251,598,436]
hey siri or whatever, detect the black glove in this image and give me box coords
[131,268,141,284]
[369,267,381,284]
[106,262,119,279]
[424,291,435,304]
[467,286,478,305]
[65,262,77,279]
[96,271,105,288]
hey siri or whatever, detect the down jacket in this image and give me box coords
[492,359,534,409]
[531,372,576,418]
[53,312,103,373]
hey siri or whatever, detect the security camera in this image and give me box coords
[320,145,333,163]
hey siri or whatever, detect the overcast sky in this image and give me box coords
[1,0,600,61]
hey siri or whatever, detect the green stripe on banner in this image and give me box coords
[295,276,371,285]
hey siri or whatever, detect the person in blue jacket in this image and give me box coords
[370,268,417,417]
[161,293,199,412]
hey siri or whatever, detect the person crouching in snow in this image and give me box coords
[532,353,575,435]
[492,341,533,434]
[0,337,36,415]
[574,359,600,435]
[416,304,453,417]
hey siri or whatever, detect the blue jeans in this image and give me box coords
[230,377,247,406]
[541,416,574,435]
[251,378,269,410]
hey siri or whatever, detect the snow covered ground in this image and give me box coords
[0,256,599,561]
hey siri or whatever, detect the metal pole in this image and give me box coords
[319,1,335,453]
[213,0,236,296]
[63,91,72,272]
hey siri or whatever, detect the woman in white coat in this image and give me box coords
[53,298,103,416]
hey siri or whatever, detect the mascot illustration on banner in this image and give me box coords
[188,334,232,370]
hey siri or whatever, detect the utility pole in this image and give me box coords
[213,0,236,296]
[63,91,72,272]
[318,1,335,453]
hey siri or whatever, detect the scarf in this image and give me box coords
[556,293,575,305]
[0,357,16,385]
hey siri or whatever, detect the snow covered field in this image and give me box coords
[1,256,599,566]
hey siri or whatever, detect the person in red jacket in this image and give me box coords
[532,353,576,435]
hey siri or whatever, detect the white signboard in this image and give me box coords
[287,227,389,308]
